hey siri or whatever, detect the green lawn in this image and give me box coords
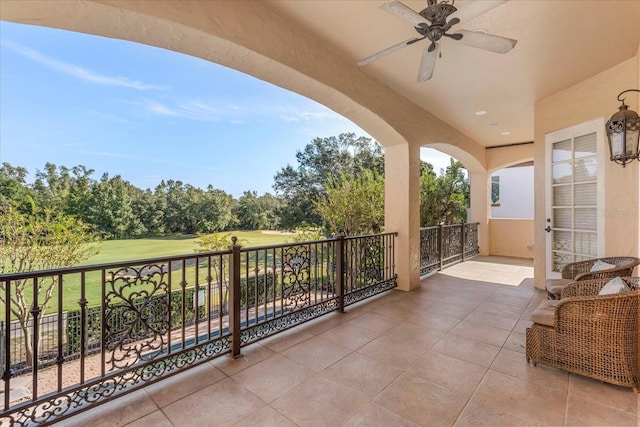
[2,231,292,320]
[81,230,290,265]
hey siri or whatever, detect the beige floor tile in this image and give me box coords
[59,390,158,427]
[214,343,276,376]
[233,405,297,427]
[259,328,314,353]
[271,376,369,427]
[492,285,536,300]
[438,294,485,309]
[454,370,566,426]
[449,319,510,347]
[490,349,569,392]
[427,302,476,319]
[464,310,518,331]
[372,301,418,321]
[343,402,420,427]
[163,378,264,427]
[484,293,531,309]
[124,410,173,427]
[432,334,501,368]
[407,350,488,398]
[145,361,226,407]
[473,301,524,318]
[503,331,526,353]
[408,310,461,332]
[568,374,638,415]
[513,318,533,334]
[231,354,313,403]
[318,323,381,350]
[343,312,402,333]
[322,352,403,398]
[565,393,638,426]
[373,372,470,426]
[297,314,347,336]
[357,324,440,369]
[282,335,352,372]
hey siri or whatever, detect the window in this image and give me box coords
[491,175,500,206]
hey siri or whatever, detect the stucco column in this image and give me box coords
[385,143,421,291]
[469,171,490,256]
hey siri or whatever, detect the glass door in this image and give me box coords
[545,119,604,277]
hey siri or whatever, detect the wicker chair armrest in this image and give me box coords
[561,260,594,279]
[560,279,607,298]
[555,290,640,331]
[561,276,640,298]
[573,263,636,281]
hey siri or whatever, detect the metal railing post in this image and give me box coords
[461,222,466,262]
[336,234,345,313]
[228,236,242,358]
[438,225,444,271]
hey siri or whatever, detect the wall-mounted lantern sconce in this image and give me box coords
[605,89,640,167]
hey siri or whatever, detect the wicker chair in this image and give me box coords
[545,256,640,299]
[527,277,640,392]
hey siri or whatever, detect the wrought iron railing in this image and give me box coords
[0,233,396,425]
[419,223,479,276]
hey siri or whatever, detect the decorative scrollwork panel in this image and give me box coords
[280,245,311,310]
[104,263,170,370]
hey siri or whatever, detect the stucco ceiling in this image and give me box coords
[264,0,639,148]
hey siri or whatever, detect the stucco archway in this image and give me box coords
[1,0,492,290]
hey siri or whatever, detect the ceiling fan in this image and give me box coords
[358,0,517,82]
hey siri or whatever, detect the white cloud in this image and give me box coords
[1,39,168,91]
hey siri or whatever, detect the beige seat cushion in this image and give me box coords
[530,300,560,327]
[545,278,572,296]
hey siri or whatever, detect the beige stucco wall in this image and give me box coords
[489,219,534,259]
[486,144,534,174]
[533,56,640,288]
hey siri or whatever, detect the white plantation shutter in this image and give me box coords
[550,130,599,273]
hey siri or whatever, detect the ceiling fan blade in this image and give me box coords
[358,37,422,66]
[449,0,506,24]
[379,1,429,27]
[454,30,517,54]
[417,43,439,82]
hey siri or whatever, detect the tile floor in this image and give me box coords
[58,256,639,426]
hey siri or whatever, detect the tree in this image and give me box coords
[273,133,384,229]
[315,170,384,236]
[85,173,136,239]
[234,191,282,230]
[420,158,470,226]
[195,232,234,311]
[0,206,99,366]
[0,162,35,213]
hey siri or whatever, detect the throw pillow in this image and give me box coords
[598,277,630,295]
[590,259,617,272]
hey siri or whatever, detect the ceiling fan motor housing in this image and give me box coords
[418,1,458,42]
[419,1,457,26]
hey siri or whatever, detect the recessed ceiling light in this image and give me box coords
[501,131,511,135]
[488,122,498,126]
[474,110,487,116]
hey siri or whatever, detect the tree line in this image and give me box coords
[0,133,469,240]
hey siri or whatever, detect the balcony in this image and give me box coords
[71,257,633,427]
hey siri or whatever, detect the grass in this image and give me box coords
[81,230,289,265]
[2,231,292,321]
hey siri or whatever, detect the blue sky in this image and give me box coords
[0,21,451,197]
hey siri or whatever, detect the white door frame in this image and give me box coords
[545,117,605,278]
